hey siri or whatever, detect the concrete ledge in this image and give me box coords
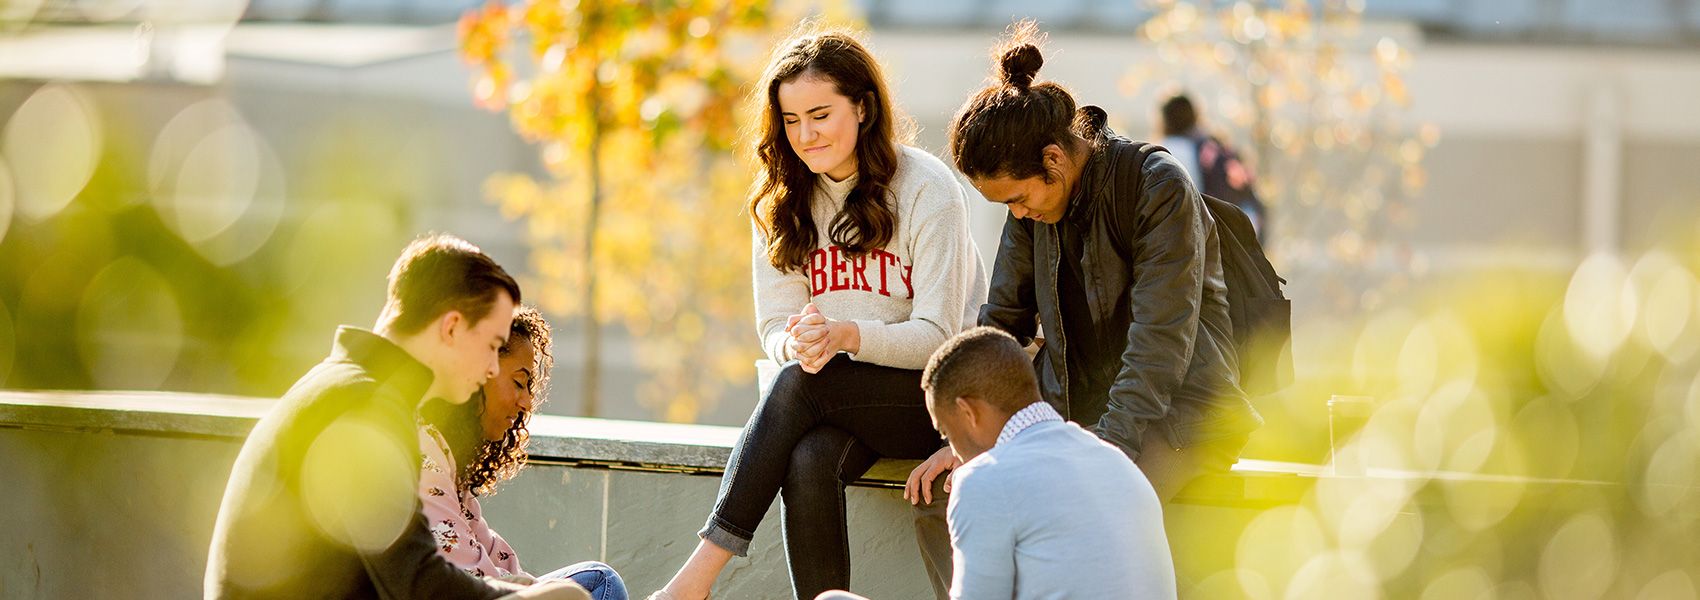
[0,390,1609,507]
[0,389,1630,599]
[0,390,1311,498]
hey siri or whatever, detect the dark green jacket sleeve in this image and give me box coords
[978,211,1040,344]
[1093,158,1208,461]
[353,385,511,600]
[362,504,512,600]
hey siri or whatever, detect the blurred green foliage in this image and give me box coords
[0,81,421,396]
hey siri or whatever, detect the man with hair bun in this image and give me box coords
[906,20,1263,597]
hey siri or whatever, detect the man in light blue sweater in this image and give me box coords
[819,327,1177,600]
[921,326,1176,599]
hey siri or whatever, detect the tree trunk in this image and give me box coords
[582,117,603,418]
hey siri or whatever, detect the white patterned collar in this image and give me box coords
[996,402,1063,447]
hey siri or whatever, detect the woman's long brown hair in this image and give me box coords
[749,28,910,273]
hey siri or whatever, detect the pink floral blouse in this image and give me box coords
[417,424,526,578]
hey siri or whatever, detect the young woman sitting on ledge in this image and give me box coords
[418,305,629,600]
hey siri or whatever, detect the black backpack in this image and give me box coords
[1110,142,1293,398]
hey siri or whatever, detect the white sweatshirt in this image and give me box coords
[753,145,988,370]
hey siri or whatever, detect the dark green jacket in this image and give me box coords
[205,327,507,600]
[979,107,1262,461]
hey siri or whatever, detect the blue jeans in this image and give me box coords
[539,561,628,600]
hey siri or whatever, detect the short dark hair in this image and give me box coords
[921,327,1040,415]
[1160,94,1198,137]
[948,21,1091,182]
[379,233,521,335]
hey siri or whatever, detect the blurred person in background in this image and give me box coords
[1159,93,1268,242]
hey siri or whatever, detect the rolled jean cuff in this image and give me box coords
[698,517,753,557]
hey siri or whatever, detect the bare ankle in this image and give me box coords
[660,582,710,600]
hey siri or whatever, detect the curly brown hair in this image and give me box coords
[422,305,553,498]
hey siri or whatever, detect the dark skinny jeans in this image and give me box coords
[698,354,940,600]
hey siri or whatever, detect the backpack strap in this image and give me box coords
[1103,141,1163,263]
[1114,140,1284,290]
[1107,139,1293,396]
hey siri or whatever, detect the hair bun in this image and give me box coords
[998,44,1042,90]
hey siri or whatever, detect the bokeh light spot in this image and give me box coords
[171,124,261,241]
[1630,251,1698,362]
[300,419,414,553]
[0,299,14,386]
[1688,372,1700,440]
[0,157,13,244]
[282,202,401,294]
[1446,426,1497,475]
[1419,567,1493,600]
[1316,475,1417,546]
[149,99,238,190]
[1636,570,1698,600]
[1186,568,1257,599]
[1443,473,1523,532]
[1413,379,1493,472]
[149,99,286,265]
[1564,252,1638,361]
[1538,513,1618,600]
[1639,434,1699,519]
[1536,306,1609,399]
[74,258,184,390]
[1238,506,1329,597]
[1284,551,1381,600]
[1398,313,1478,397]
[2,83,102,222]
[1363,508,1424,582]
[1353,308,1417,389]
[1396,319,1440,396]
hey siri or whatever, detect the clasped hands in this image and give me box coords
[784,303,860,374]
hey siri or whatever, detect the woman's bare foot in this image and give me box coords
[657,539,734,600]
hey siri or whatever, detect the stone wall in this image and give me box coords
[0,391,1308,599]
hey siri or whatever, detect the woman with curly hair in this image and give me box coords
[418,305,628,600]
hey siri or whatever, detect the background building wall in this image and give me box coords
[3,16,1699,427]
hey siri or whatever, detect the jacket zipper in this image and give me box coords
[1050,225,1069,421]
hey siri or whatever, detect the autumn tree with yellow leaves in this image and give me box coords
[456,1,832,420]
